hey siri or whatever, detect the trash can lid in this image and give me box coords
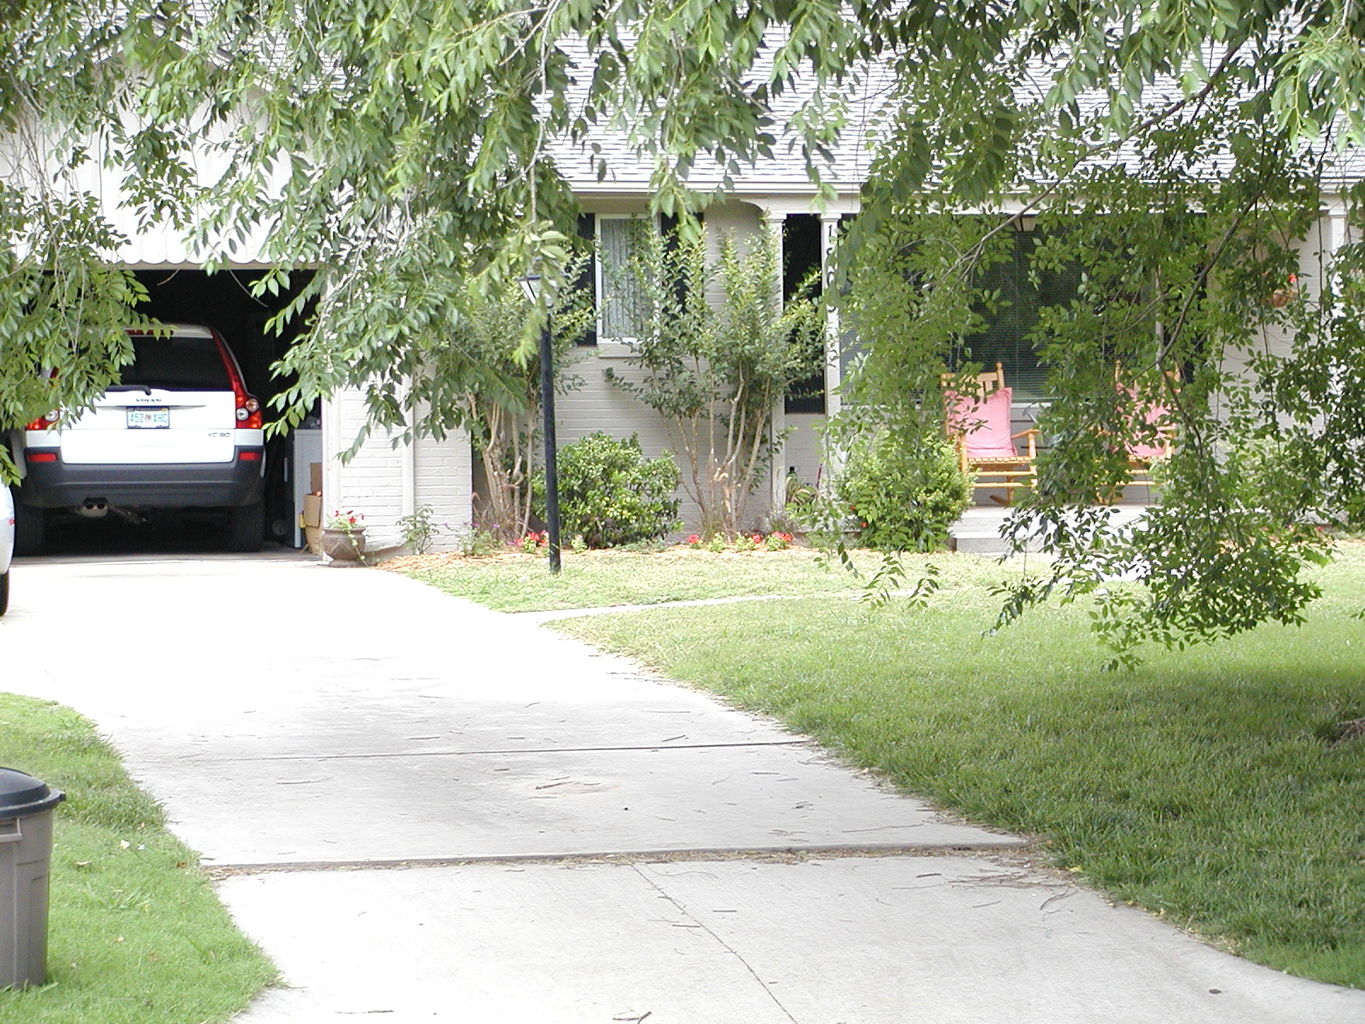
[0,767,65,818]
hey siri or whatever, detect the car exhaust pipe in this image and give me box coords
[75,500,109,519]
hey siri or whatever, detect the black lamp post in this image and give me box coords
[520,271,561,574]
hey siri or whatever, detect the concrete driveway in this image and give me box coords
[2,553,1361,1023]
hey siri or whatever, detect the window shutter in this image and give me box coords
[576,213,597,347]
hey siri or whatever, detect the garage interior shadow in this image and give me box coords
[35,268,317,558]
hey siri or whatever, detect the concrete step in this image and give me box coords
[950,505,1151,557]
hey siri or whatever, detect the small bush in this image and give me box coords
[548,432,681,548]
[397,504,440,553]
[837,429,970,551]
[457,527,502,557]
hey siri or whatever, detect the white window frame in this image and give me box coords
[594,213,657,356]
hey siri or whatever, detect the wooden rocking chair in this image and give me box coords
[1116,364,1177,491]
[943,362,1039,503]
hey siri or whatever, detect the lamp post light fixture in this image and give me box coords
[519,270,562,574]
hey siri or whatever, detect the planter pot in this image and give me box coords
[321,527,367,562]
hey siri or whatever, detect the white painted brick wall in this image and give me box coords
[414,431,473,552]
[783,413,830,493]
[556,202,783,534]
[323,388,472,552]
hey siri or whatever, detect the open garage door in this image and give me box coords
[9,268,317,557]
[134,269,319,551]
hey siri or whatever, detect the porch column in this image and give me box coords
[401,379,416,523]
[1326,205,1351,286]
[762,208,788,515]
[820,211,844,420]
[320,393,344,524]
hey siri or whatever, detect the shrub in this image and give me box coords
[604,223,824,537]
[548,433,681,548]
[397,504,439,553]
[837,430,970,551]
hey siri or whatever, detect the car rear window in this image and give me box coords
[120,337,231,391]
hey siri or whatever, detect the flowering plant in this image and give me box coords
[764,531,794,551]
[685,534,702,549]
[327,510,365,531]
[733,533,758,551]
[518,530,549,554]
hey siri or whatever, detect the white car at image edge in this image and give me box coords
[1,484,13,616]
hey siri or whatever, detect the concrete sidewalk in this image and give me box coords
[3,555,1362,1022]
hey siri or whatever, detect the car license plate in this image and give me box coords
[126,408,169,429]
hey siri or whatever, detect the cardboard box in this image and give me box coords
[302,493,323,528]
[301,492,323,554]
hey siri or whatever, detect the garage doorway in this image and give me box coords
[130,268,318,551]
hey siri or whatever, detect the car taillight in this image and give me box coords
[25,410,60,430]
[27,452,57,463]
[235,393,262,429]
[214,331,263,429]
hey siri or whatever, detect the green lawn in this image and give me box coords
[0,696,275,1022]
[402,541,1365,988]
[385,546,889,611]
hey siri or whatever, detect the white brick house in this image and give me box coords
[322,139,871,549]
[25,63,1363,552]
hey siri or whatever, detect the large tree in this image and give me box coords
[5,1,1364,659]
[829,3,1365,665]
[0,1,205,477]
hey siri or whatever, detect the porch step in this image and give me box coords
[949,505,1151,557]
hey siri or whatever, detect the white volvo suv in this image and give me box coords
[12,324,266,553]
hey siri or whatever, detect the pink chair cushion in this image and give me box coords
[948,386,1017,458]
[1126,392,1170,461]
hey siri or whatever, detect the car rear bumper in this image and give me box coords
[18,450,265,510]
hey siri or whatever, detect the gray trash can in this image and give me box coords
[0,767,65,990]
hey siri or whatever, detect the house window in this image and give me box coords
[783,214,826,414]
[597,216,647,343]
[959,228,1079,399]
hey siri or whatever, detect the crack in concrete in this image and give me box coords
[206,843,1025,878]
[629,861,801,1024]
[151,739,808,764]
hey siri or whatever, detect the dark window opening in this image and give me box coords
[783,214,825,414]
[575,214,598,346]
